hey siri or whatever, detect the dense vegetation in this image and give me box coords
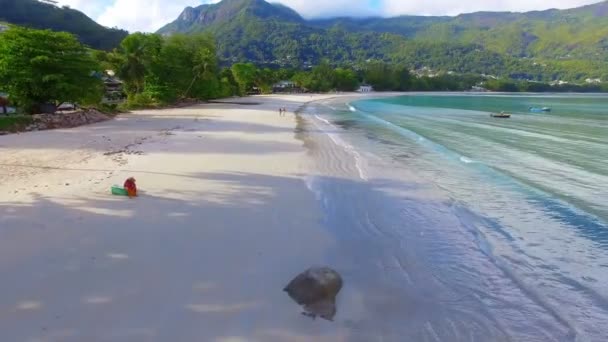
[0,0,128,50]
[0,115,33,132]
[313,3,608,61]
[279,62,608,93]
[0,26,103,113]
[2,0,606,87]
[0,27,239,114]
[94,32,241,108]
[159,0,608,83]
[2,26,606,115]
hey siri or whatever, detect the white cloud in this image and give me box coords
[55,0,603,32]
[381,0,602,16]
[56,0,107,17]
[95,0,211,32]
[275,0,380,18]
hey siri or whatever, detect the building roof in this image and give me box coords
[274,80,296,86]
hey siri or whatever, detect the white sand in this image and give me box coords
[0,95,364,341]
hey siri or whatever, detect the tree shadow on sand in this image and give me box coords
[0,171,571,341]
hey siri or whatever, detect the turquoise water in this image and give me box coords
[360,94,608,222]
[306,93,608,341]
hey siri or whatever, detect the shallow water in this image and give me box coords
[302,93,608,341]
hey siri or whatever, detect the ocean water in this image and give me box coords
[301,93,608,341]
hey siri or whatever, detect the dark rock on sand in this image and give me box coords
[283,267,343,321]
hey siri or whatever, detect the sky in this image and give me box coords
[56,0,602,32]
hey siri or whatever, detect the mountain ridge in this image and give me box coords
[157,0,608,81]
[160,0,304,34]
[0,0,128,50]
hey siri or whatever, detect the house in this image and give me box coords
[272,80,303,94]
[247,87,261,95]
[101,71,126,104]
[357,84,373,93]
[585,78,601,84]
[470,86,489,92]
[0,92,16,114]
[273,80,295,90]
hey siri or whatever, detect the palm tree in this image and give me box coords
[183,47,216,98]
[116,33,161,94]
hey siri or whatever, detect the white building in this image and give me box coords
[273,80,296,89]
[585,78,601,84]
[471,86,489,92]
[357,84,373,93]
[272,80,302,93]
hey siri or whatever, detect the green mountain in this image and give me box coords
[159,0,400,67]
[0,0,128,50]
[158,0,608,82]
[160,0,304,33]
[312,2,608,60]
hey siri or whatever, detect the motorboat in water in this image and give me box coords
[491,111,511,118]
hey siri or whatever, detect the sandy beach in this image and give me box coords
[0,94,365,342]
[3,92,600,341]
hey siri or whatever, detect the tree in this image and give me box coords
[116,33,162,94]
[485,79,520,92]
[363,61,397,91]
[291,71,313,91]
[0,26,102,113]
[219,68,239,97]
[185,34,218,98]
[152,33,219,101]
[255,68,279,94]
[231,63,258,95]
[100,32,225,107]
[334,68,359,91]
[309,61,336,92]
[393,65,413,91]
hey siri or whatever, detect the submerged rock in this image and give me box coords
[283,267,343,321]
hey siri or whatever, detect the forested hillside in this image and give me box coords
[159,0,608,82]
[0,0,128,50]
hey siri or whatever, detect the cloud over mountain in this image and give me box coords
[57,0,603,32]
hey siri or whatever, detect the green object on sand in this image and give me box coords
[111,185,128,196]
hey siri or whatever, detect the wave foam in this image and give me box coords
[313,114,368,181]
[460,156,475,164]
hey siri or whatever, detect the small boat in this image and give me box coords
[491,111,511,118]
[529,106,551,113]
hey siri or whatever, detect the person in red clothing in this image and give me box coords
[124,177,137,198]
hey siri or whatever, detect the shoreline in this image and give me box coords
[2,92,604,340]
[302,93,608,341]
